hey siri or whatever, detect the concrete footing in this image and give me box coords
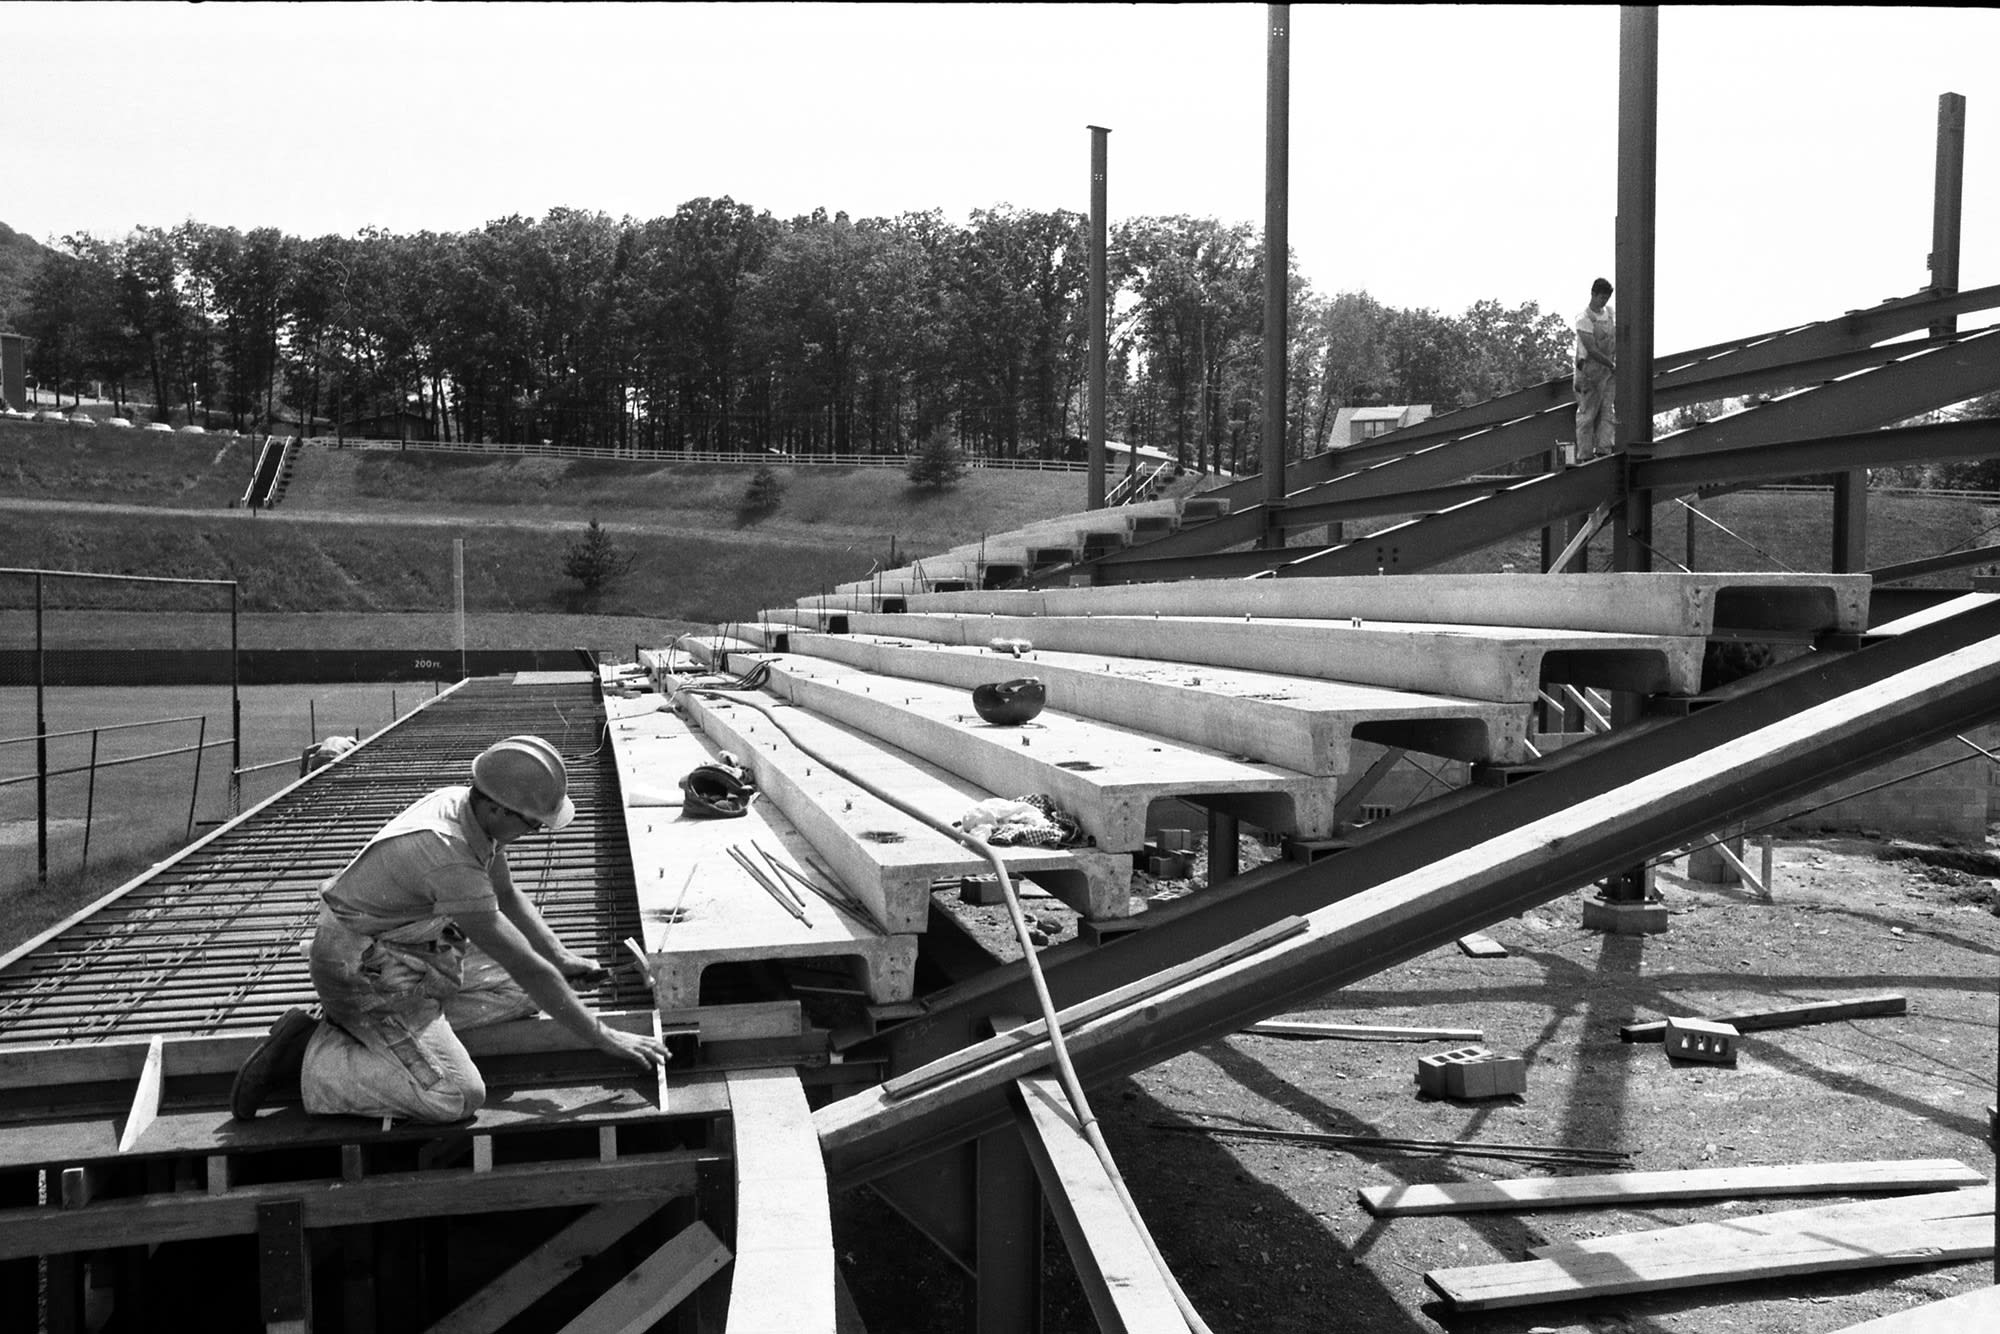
[1581,896,1670,935]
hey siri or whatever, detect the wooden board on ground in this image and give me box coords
[1528,1186,1994,1259]
[1620,993,1907,1042]
[730,625,1528,772]
[1360,1159,1987,1216]
[1822,1282,2000,1332]
[1242,1021,1482,1042]
[680,686,1133,922]
[1425,1214,1993,1311]
[1456,932,1508,957]
[605,698,917,1007]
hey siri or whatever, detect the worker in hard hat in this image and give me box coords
[230,735,671,1122]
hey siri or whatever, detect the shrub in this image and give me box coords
[906,430,965,491]
[560,517,636,602]
[738,462,784,522]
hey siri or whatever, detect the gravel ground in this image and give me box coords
[840,832,2000,1333]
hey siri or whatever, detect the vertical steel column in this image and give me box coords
[229,582,242,817]
[1610,5,1657,582]
[1088,125,1111,513]
[1261,5,1291,541]
[1930,92,1966,319]
[1600,6,1659,917]
[35,572,47,885]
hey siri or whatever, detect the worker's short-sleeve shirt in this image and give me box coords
[320,786,502,930]
[1574,305,1615,363]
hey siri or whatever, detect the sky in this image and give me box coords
[6,3,1997,354]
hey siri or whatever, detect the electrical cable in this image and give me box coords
[1671,497,1796,572]
[681,677,1215,1333]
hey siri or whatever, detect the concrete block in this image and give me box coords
[1416,1047,1526,1099]
[1160,828,1195,853]
[1581,897,1670,935]
[959,874,1005,906]
[1664,1017,1739,1065]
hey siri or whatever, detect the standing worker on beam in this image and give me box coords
[1573,277,1617,460]
[231,735,670,1122]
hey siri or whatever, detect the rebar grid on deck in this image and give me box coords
[0,678,650,1045]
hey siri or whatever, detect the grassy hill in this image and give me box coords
[0,423,1092,651]
[3,420,1993,655]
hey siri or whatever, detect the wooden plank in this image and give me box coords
[1822,1283,2000,1332]
[1013,1071,1187,1333]
[1361,1159,1987,1216]
[423,1200,667,1334]
[0,1152,704,1261]
[726,1067,836,1333]
[551,1219,731,1334]
[882,916,1310,1101]
[1530,1186,1994,1258]
[1242,1021,1482,1042]
[1620,994,1908,1043]
[1425,1214,1993,1311]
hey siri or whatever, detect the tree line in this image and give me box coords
[16,203,1573,473]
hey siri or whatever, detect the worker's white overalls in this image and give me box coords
[1573,304,1616,459]
[298,788,537,1122]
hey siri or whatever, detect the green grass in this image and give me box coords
[1,420,260,508]
[0,682,421,908]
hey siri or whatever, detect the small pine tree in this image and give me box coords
[739,462,784,520]
[561,518,636,602]
[906,429,966,490]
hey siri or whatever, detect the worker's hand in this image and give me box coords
[556,953,613,989]
[596,1024,671,1071]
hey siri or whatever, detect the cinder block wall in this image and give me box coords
[1781,722,2000,843]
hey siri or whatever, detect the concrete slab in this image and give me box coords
[679,685,1135,921]
[898,572,1871,637]
[728,625,1528,772]
[757,608,1704,704]
[604,697,917,1007]
[735,653,1340,848]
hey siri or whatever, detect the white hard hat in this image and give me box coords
[470,735,575,831]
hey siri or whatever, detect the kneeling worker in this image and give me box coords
[232,735,670,1122]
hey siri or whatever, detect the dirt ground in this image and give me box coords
[838,831,2000,1333]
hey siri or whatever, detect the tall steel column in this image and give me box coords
[1930,92,1967,320]
[1598,5,1659,920]
[1088,125,1111,512]
[1610,5,1657,580]
[1262,5,1291,539]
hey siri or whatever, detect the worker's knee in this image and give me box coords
[423,1073,487,1122]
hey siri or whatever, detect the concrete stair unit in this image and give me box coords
[762,606,1705,703]
[615,563,1873,1003]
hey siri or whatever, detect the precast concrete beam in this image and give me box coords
[736,626,1525,772]
[606,695,917,1006]
[743,655,1339,848]
[681,687,1134,922]
[765,608,1703,705]
[902,572,1870,638]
